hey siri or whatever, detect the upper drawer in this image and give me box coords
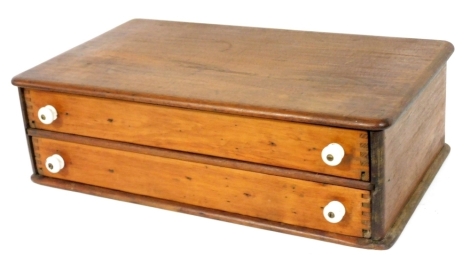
[24,89,369,180]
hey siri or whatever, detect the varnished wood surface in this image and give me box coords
[25,89,369,180]
[12,19,453,130]
[18,88,38,175]
[32,137,371,237]
[370,66,447,239]
[27,129,373,190]
[29,142,450,250]
[376,144,450,248]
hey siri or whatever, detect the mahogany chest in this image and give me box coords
[12,19,453,249]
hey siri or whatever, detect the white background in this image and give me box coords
[1,1,469,254]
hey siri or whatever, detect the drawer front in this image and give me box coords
[26,89,369,180]
[32,137,371,237]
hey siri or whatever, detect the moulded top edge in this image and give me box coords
[11,19,454,131]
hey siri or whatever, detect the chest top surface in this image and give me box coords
[12,19,453,130]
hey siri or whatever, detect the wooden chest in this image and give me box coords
[12,19,453,249]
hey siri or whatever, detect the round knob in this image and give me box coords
[323,201,346,223]
[45,154,65,173]
[321,143,345,166]
[38,105,58,124]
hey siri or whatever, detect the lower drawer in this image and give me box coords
[32,137,371,237]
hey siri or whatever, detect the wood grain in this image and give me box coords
[26,89,369,180]
[14,19,454,248]
[12,19,453,130]
[27,129,373,190]
[29,143,449,250]
[32,137,371,237]
[18,88,38,175]
[370,65,447,239]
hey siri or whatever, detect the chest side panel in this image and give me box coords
[370,66,447,239]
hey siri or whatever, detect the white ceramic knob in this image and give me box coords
[38,105,58,124]
[323,201,346,223]
[45,154,65,173]
[321,143,345,166]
